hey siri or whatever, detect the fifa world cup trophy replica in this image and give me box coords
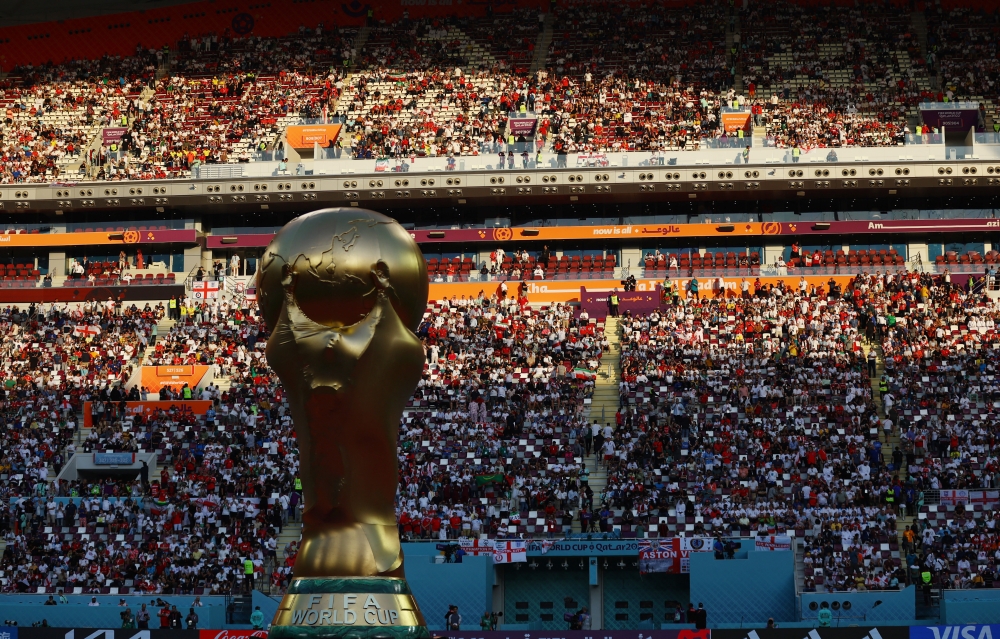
[257,208,430,639]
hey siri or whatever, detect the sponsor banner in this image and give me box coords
[410,218,1000,242]
[755,535,792,551]
[285,124,342,149]
[493,539,527,563]
[715,629,909,639]
[911,627,999,639]
[580,286,660,319]
[576,153,609,167]
[508,117,538,136]
[0,229,196,248]
[428,275,857,304]
[19,630,199,639]
[0,284,185,305]
[638,537,712,574]
[0,627,16,639]
[415,222,765,244]
[191,280,220,300]
[84,400,213,428]
[794,218,1000,236]
[102,127,128,143]
[93,452,136,465]
[200,631,268,639]
[939,490,1000,505]
[721,111,751,133]
[139,365,213,392]
[203,217,1000,249]
[920,107,982,132]
[441,631,709,639]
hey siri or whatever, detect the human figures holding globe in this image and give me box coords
[258,208,429,638]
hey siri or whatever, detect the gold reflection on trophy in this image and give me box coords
[258,208,428,578]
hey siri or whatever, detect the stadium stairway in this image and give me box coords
[144,316,176,365]
[60,121,104,176]
[156,50,173,81]
[793,539,807,594]
[863,340,905,484]
[591,316,621,427]
[579,316,621,519]
[910,11,933,89]
[861,338,907,489]
[349,24,373,69]
[214,375,232,394]
[328,74,349,117]
[530,12,554,75]
[276,521,302,565]
[751,124,767,148]
[728,9,742,92]
[868,340,912,597]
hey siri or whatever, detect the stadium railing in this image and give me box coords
[195,143,1000,180]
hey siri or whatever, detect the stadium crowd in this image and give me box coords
[877,269,1000,595]
[398,295,606,540]
[0,289,608,593]
[737,2,928,150]
[932,7,1000,107]
[3,268,998,596]
[4,0,998,184]
[603,269,1000,592]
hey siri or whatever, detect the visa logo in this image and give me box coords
[925,627,995,639]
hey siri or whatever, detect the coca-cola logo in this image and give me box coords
[201,631,268,639]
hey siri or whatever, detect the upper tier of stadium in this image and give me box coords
[1,0,1000,189]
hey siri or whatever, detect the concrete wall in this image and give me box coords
[0,594,226,628]
[503,563,589,631]
[801,587,916,624]
[8,546,987,630]
[689,541,796,625]
[403,544,494,631]
[252,590,281,627]
[602,569,688,630]
[941,590,1000,624]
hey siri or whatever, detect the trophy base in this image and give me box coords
[269,627,430,639]
[270,577,430,639]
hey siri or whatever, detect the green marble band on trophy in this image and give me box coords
[258,210,431,639]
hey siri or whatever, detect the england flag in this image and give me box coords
[191,280,220,300]
[72,325,102,337]
[492,540,527,564]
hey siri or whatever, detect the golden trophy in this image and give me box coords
[257,208,430,639]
